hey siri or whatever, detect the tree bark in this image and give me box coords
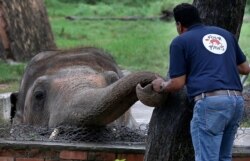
[193,0,247,40]
[144,89,194,161]
[144,1,247,160]
[0,0,56,61]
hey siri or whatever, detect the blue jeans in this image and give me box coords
[191,95,244,161]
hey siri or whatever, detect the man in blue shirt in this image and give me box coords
[152,3,250,161]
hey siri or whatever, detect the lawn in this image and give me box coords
[48,0,250,74]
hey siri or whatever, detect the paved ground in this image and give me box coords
[131,101,154,124]
[234,128,250,146]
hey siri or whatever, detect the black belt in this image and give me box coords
[194,90,242,102]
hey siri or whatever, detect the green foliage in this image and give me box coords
[114,159,126,161]
[0,61,25,83]
[0,61,25,93]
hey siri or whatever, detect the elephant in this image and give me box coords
[10,47,158,128]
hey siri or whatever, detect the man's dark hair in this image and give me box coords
[173,3,202,28]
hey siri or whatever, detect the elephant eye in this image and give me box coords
[34,91,45,100]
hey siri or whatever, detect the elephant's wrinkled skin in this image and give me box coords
[11,47,158,128]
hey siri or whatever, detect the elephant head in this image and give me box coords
[11,47,157,128]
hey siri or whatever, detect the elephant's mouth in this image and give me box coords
[136,83,168,107]
[136,83,153,92]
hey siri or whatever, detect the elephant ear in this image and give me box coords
[103,71,120,85]
[136,83,168,107]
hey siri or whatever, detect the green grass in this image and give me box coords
[45,0,192,75]
[0,0,250,93]
[51,19,250,75]
[0,60,25,92]
[239,22,250,56]
[45,0,192,17]
[0,61,25,83]
[52,19,175,74]
[46,0,250,74]
[46,0,190,75]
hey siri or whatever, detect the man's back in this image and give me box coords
[169,24,245,97]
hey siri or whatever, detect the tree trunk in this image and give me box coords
[0,0,56,61]
[144,89,194,161]
[144,1,246,160]
[193,0,247,40]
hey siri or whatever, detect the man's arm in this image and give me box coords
[238,61,250,75]
[152,75,186,93]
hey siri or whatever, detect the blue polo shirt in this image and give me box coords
[169,24,246,99]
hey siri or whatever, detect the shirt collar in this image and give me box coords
[187,23,204,31]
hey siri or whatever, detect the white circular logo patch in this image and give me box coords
[202,34,227,54]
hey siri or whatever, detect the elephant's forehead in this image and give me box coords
[51,74,108,89]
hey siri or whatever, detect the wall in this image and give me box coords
[0,149,144,161]
[0,140,145,161]
[0,140,250,161]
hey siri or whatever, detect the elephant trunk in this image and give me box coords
[136,83,168,107]
[77,71,157,126]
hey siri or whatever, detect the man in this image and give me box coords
[152,3,250,161]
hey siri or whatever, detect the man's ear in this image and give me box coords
[10,92,18,123]
[176,21,182,34]
[176,22,187,34]
[176,21,181,26]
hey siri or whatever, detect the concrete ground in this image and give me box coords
[234,128,250,146]
[131,101,153,124]
[131,101,250,147]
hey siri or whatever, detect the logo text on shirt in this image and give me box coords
[202,34,227,54]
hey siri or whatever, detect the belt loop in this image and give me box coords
[202,93,205,99]
[234,90,237,96]
[227,90,231,96]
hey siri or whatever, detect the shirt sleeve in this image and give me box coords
[232,35,246,65]
[169,39,187,78]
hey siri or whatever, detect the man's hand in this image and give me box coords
[152,75,186,93]
[238,61,250,75]
[151,77,165,93]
